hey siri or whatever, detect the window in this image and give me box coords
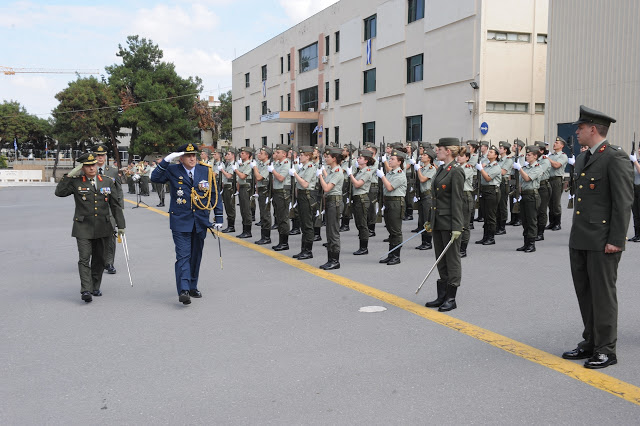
[408,0,425,23]
[299,86,318,112]
[325,82,329,103]
[245,73,250,88]
[537,34,548,44]
[487,31,531,42]
[335,126,339,145]
[287,53,291,71]
[287,93,291,111]
[335,31,340,52]
[245,139,250,147]
[245,106,250,121]
[335,79,340,101]
[280,134,284,144]
[407,54,423,83]
[535,103,545,113]
[280,95,284,111]
[325,35,330,56]
[261,101,267,115]
[262,136,267,146]
[364,14,377,40]
[299,42,318,73]
[486,102,529,113]
[364,68,376,93]
[406,115,422,142]
[261,65,267,81]
[280,57,284,74]
[363,122,375,143]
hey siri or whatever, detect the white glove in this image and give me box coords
[414,164,420,171]
[67,164,83,177]
[231,164,238,171]
[217,164,224,171]
[409,158,416,165]
[250,160,257,168]
[512,162,521,171]
[475,163,483,171]
[288,168,295,176]
[524,161,529,167]
[346,168,352,177]
[213,223,223,230]
[376,169,385,178]
[381,154,387,162]
[567,156,576,165]
[413,196,419,203]
[164,152,184,162]
[267,165,274,173]
[297,164,304,171]
[438,161,445,166]
[316,169,322,177]
[630,154,638,162]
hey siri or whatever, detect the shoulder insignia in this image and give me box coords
[334,168,339,172]
[284,160,289,164]
[446,165,452,171]
[599,145,606,152]
[535,163,539,167]
[97,175,103,182]
[465,164,471,168]
[200,161,212,168]
[542,155,548,159]
[82,176,86,182]
[397,169,402,173]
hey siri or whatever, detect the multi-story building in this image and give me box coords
[232,0,548,148]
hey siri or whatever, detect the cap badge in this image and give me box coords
[186,144,195,152]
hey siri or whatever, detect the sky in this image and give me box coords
[0,0,339,119]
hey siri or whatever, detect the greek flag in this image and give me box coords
[312,125,319,134]
[318,125,323,133]
[262,80,266,97]
[14,137,17,152]
[366,39,372,65]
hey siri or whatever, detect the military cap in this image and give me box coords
[555,136,566,145]
[77,152,98,165]
[93,144,108,155]
[572,105,616,127]
[480,140,489,147]
[325,147,343,156]
[225,147,237,155]
[391,142,404,149]
[275,144,290,152]
[358,149,373,158]
[408,142,417,151]
[423,148,437,159]
[238,146,254,154]
[436,137,460,147]
[525,145,539,154]
[342,143,356,153]
[498,141,511,149]
[514,139,525,147]
[466,140,479,147]
[390,149,407,159]
[534,141,548,148]
[259,146,273,155]
[419,141,433,149]
[177,143,199,153]
[298,145,315,154]
[488,145,500,155]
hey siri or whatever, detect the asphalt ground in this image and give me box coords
[1,186,639,424]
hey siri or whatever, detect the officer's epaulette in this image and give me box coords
[465,164,472,168]
[397,169,402,173]
[534,163,539,167]
[199,161,212,167]
[429,165,434,169]
[366,168,371,171]
[284,160,289,164]
[542,155,548,159]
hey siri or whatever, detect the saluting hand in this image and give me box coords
[68,164,83,177]
[164,152,184,162]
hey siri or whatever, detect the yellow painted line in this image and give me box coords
[128,197,640,406]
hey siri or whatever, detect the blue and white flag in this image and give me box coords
[14,137,17,152]
[366,39,372,65]
[262,80,266,97]
[318,125,323,133]
[312,125,319,134]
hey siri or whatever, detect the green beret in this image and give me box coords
[390,149,407,160]
[358,149,373,158]
[93,144,108,155]
[436,137,460,147]
[77,152,98,165]
[572,105,616,127]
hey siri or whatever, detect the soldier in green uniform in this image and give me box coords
[252,146,272,245]
[92,144,123,275]
[290,146,317,260]
[318,147,344,270]
[139,160,151,196]
[219,148,237,234]
[424,138,464,311]
[377,149,407,265]
[456,146,475,257]
[546,137,569,231]
[339,144,355,232]
[535,141,552,241]
[270,144,292,251]
[234,146,254,238]
[495,141,513,235]
[288,149,301,236]
[474,145,501,245]
[631,146,640,242]
[507,139,526,226]
[152,156,167,207]
[404,143,417,221]
[55,152,126,303]
[513,145,543,252]
[365,143,379,237]
[348,149,375,255]
[415,147,437,250]
[562,106,633,369]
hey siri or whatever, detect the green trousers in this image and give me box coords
[76,237,108,293]
[352,194,370,241]
[222,184,236,225]
[272,189,290,236]
[238,185,252,226]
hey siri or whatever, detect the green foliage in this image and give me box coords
[0,155,8,168]
[106,35,203,157]
[215,90,232,141]
[0,101,52,154]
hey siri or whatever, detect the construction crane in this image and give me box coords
[1,66,100,76]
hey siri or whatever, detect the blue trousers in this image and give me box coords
[172,227,207,294]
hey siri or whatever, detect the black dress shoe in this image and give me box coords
[383,237,390,242]
[368,230,376,237]
[81,291,92,303]
[221,226,235,233]
[179,290,191,305]
[255,221,262,227]
[402,215,413,221]
[105,264,117,274]
[379,256,392,264]
[545,223,554,230]
[313,235,322,242]
[584,352,617,369]
[551,224,561,231]
[512,220,522,226]
[475,217,484,222]
[289,228,301,235]
[562,347,593,360]
[386,256,401,265]
[353,247,368,255]
[482,237,495,245]
[495,228,506,235]
[271,223,278,229]
[92,290,102,297]
[411,227,421,233]
[254,237,271,245]
[296,251,313,260]
[322,242,328,247]
[189,289,202,298]
[415,243,432,250]
[236,231,252,239]
[272,243,289,251]
[535,234,544,241]
[339,225,350,232]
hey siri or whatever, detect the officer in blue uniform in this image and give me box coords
[151,143,223,305]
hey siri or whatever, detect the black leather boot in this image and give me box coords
[272,234,289,251]
[313,227,322,241]
[524,239,536,253]
[368,223,376,237]
[221,223,235,233]
[512,214,521,226]
[296,242,313,260]
[236,225,252,238]
[535,230,545,241]
[387,247,401,265]
[495,221,506,235]
[475,229,487,244]
[416,232,432,250]
[438,285,458,312]
[254,229,271,245]
[516,237,528,251]
[353,240,368,255]
[460,242,468,258]
[320,251,340,270]
[630,227,640,242]
[289,219,301,235]
[425,280,447,307]
[339,218,350,232]
[482,231,495,245]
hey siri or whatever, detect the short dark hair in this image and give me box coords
[594,123,609,137]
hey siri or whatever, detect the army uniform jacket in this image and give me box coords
[273,159,291,190]
[460,163,475,191]
[151,160,223,232]
[352,167,373,195]
[55,174,126,239]
[548,151,568,177]
[569,140,634,250]
[538,155,551,180]
[296,162,317,190]
[430,160,465,232]
[256,161,270,188]
[520,161,543,190]
[383,167,407,197]
[419,164,437,193]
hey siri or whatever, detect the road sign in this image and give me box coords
[480,122,489,135]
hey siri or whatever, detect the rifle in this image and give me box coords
[344,142,353,219]
[567,136,576,209]
[268,143,273,203]
[632,132,636,164]
[289,147,297,218]
[511,139,521,214]
[376,139,385,223]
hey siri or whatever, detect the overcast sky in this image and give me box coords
[1,0,338,119]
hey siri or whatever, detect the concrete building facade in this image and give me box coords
[232,0,549,148]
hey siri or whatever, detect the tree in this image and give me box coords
[0,101,52,158]
[106,35,203,158]
[192,98,217,145]
[215,91,232,142]
[52,76,121,163]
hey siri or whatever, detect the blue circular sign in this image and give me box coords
[480,122,489,135]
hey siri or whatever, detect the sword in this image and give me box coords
[118,234,133,287]
[379,228,426,260]
[208,226,224,270]
[415,238,455,294]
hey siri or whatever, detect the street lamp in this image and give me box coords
[465,100,475,115]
